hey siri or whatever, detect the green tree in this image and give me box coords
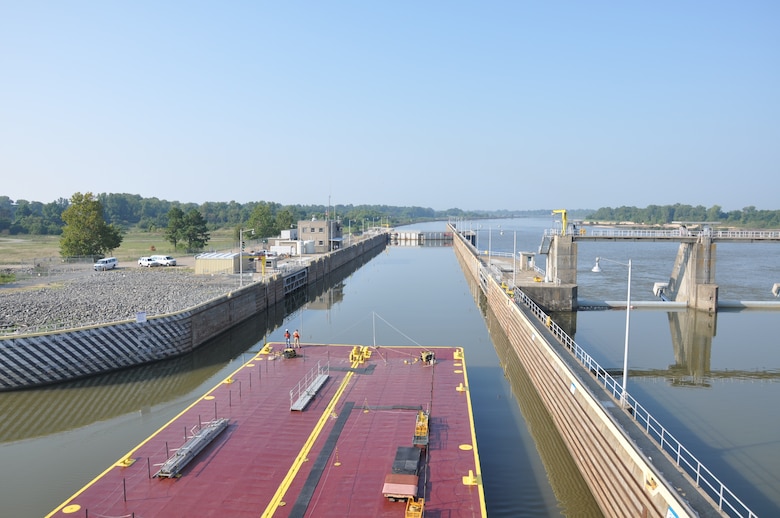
[182,208,210,251]
[247,203,275,239]
[99,193,142,226]
[706,205,724,222]
[0,196,12,232]
[59,192,123,258]
[164,207,186,249]
[42,198,68,233]
[275,208,295,235]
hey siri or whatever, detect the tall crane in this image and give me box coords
[552,209,568,236]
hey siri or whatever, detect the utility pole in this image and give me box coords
[239,227,254,288]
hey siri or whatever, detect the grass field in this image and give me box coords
[0,228,237,265]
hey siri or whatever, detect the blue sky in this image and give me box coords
[2,2,778,211]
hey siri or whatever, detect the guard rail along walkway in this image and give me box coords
[290,361,330,411]
[510,282,757,518]
[154,418,230,478]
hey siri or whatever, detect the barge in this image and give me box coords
[47,343,487,517]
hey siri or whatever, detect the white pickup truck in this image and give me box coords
[138,257,160,267]
[151,255,177,266]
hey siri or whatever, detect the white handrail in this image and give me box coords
[510,286,757,518]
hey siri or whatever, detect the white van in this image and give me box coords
[94,257,118,271]
[150,255,177,266]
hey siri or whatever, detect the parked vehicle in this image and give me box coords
[138,257,160,267]
[150,255,176,266]
[93,257,118,271]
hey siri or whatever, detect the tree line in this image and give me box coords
[0,193,472,237]
[6,192,780,258]
[585,204,780,228]
[4,192,482,258]
[56,193,213,257]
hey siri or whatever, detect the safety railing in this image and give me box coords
[545,227,780,240]
[453,222,757,516]
[289,361,330,411]
[509,284,757,518]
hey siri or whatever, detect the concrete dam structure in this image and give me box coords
[450,222,753,518]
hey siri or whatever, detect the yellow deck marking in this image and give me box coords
[261,360,358,517]
[458,346,488,516]
[45,344,487,517]
[45,350,271,518]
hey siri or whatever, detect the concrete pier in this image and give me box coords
[666,237,719,312]
[450,223,742,518]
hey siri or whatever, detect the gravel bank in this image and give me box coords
[0,267,236,333]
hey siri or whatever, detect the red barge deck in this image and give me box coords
[47,343,487,517]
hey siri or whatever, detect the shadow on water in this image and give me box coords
[467,274,602,517]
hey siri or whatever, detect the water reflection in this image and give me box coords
[0,308,279,444]
[483,296,602,517]
[308,281,345,309]
[667,309,715,386]
[594,308,780,387]
[450,218,780,515]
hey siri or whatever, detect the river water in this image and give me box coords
[1,217,778,517]
[465,217,780,516]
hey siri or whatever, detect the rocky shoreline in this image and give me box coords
[0,267,234,333]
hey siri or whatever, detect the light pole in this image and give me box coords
[488,224,500,266]
[512,230,517,287]
[239,227,254,288]
[488,225,491,265]
[592,256,632,408]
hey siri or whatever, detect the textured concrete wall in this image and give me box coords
[0,234,387,390]
[667,239,719,312]
[452,230,702,518]
[0,312,192,390]
[549,234,578,284]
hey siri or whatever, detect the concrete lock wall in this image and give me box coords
[667,239,719,312]
[451,230,703,518]
[0,234,387,391]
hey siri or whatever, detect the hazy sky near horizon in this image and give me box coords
[2,2,778,212]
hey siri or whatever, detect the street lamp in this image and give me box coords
[592,256,632,408]
[488,224,500,265]
[239,227,254,288]
[290,223,298,256]
[512,230,517,287]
